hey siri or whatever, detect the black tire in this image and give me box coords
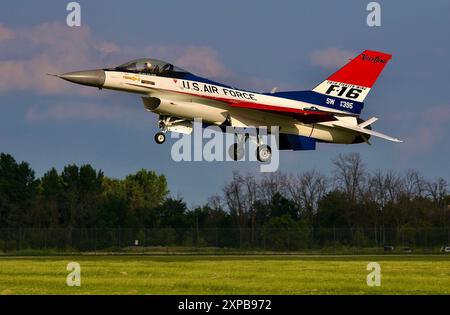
[228,143,245,161]
[154,132,166,144]
[256,144,271,162]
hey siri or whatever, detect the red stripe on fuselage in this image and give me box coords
[169,89,337,123]
[128,82,336,122]
[161,87,332,117]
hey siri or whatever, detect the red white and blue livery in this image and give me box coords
[51,49,401,161]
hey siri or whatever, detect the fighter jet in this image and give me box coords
[51,49,401,162]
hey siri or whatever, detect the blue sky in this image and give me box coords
[0,0,449,205]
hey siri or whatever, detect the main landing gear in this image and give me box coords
[228,133,272,162]
[256,144,272,162]
[228,140,246,161]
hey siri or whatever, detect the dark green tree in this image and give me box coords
[0,153,38,228]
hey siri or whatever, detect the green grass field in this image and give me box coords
[1,255,450,294]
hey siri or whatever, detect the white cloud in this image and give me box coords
[0,24,15,41]
[0,22,233,95]
[0,21,284,123]
[402,105,450,154]
[309,47,355,69]
[386,105,450,159]
[26,102,134,122]
[0,22,117,94]
[174,46,230,78]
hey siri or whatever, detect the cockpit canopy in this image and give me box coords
[113,58,188,75]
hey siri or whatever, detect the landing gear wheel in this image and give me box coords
[228,143,245,161]
[154,132,166,144]
[256,144,272,162]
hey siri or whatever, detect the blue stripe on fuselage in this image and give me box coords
[266,90,364,115]
[174,73,363,115]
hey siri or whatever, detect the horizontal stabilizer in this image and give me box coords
[332,121,402,143]
[358,117,378,128]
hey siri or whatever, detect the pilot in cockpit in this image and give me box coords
[143,61,159,74]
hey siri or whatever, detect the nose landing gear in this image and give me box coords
[153,115,193,144]
[154,115,170,144]
[154,132,166,144]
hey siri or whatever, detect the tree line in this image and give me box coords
[0,152,449,250]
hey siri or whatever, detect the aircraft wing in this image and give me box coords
[222,99,402,142]
[227,101,346,124]
[332,120,403,143]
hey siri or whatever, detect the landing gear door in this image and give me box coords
[167,121,193,134]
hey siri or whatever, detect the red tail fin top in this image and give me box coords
[327,50,392,88]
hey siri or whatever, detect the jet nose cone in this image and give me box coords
[59,69,105,88]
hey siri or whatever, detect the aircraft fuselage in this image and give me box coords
[102,70,360,144]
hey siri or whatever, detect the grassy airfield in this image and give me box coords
[1,255,449,294]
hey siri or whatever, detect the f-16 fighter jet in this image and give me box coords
[51,50,401,162]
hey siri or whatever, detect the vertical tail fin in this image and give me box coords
[313,50,392,104]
